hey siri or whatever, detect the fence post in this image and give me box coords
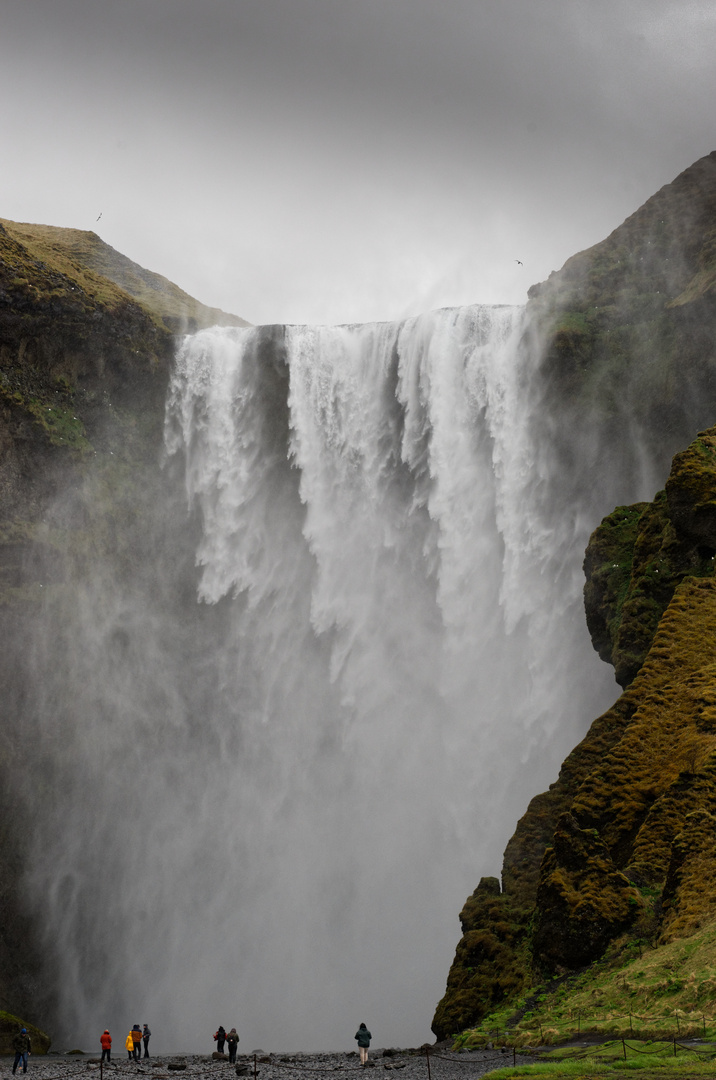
[673,1038,677,1057]
[513,1047,516,1067]
[622,1039,626,1060]
[254,1054,258,1080]
[424,1046,431,1080]
[101,1061,104,1080]
[577,1010,580,1036]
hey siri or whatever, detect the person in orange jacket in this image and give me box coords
[100,1030,112,1063]
[131,1025,142,1061]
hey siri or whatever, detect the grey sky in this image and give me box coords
[2,0,716,324]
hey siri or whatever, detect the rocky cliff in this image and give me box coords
[0,219,246,1034]
[433,150,716,1041]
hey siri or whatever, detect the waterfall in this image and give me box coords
[20,305,627,1052]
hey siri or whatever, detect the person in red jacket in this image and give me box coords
[100,1031,112,1063]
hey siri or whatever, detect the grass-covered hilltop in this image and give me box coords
[433,151,716,1045]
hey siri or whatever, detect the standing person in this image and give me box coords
[142,1024,151,1058]
[12,1027,31,1075]
[226,1029,239,1064]
[354,1024,371,1066]
[100,1030,112,1063]
[131,1025,142,1061]
[214,1027,226,1053]
[125,1031,135,1060]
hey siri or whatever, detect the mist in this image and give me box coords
[6,301,676,1051]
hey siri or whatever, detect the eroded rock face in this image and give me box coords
[532,813,641,971]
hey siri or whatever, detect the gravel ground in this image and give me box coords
[0,1048,542,1080]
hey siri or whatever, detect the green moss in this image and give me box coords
[0,1011,51,1055]
[438,411,716,1041]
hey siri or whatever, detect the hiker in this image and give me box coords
[132,1024,142,1060]
[214,1026,227,1053]
[125,1031,135,1060]
[100,1030,112,1063]
[12,1028,31,1075]
[226,1028,240,1063]
[354,1023,372,1065]
[143,1024,151,1058]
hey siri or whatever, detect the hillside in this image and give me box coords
[433,151,716,1042]
[0,218,249,335]
[0,219,245,1031]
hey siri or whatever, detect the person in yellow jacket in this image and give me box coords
[126,1032,135,1060]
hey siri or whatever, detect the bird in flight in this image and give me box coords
[515,259,523,266]
[96,212,102,222]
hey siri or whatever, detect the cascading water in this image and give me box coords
[20,304,646,1052]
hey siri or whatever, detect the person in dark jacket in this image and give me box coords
[12,1028,31,1075]
[214,1026,226,1053]
[226,1028,239,1063]
[354,1023,371,1065]
[100,1030,112,1063]
[143,1025,151,1058]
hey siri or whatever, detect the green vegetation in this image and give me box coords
[455,917,716,1050]
[435,422,716,1041]
[0,218,248,333]
[0,1011,51,1055]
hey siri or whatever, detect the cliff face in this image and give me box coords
[0,219,246,1031]
[433,151,716,1041]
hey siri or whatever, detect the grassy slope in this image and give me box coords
[458,917,716,1048]
[0,218,249,333]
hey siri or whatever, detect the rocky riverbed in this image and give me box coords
[0,1049,539,1080]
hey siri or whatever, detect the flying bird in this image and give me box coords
[96,212,102,222]
[515,259,523,265]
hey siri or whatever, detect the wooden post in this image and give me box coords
[622,1039,626,1060]
[424,1046,431,1080]
[254,1054,258,1080]
[673,1038,677,1057]
[513,1047,516,1067]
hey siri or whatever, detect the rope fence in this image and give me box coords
[478,1007,716,1043]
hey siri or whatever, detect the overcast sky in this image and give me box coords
[2,0,716,325]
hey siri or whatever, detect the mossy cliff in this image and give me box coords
[433,430,716,1039]
[0,218,246,1034]
[526,150,716,521]
[0,1012,50,1056]
[433,151,716,1041]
